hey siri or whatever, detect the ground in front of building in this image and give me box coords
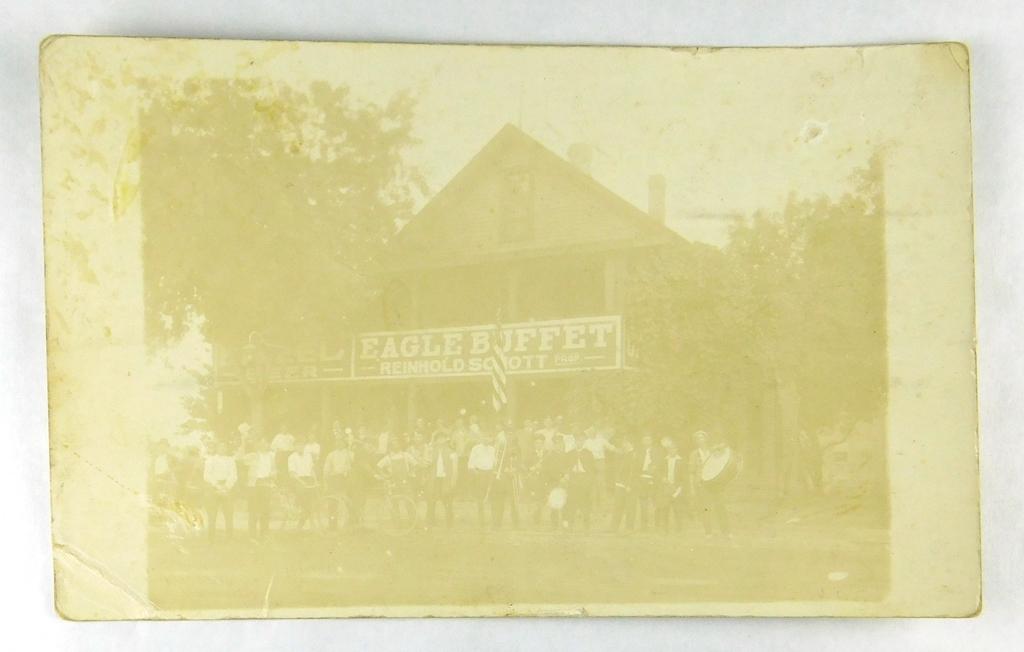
[148,493,889,611]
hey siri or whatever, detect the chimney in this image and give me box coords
[567,143,593,176]
[648,174,666,223]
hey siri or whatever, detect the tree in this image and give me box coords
[572,155,886,487]
[727,154,887,432]
[567,241,748,437]
[141,78,425,350]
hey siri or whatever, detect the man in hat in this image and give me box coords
[563,431,597,531]
[423,430,460,528]
[466,429,498,528]
[634,433,661,530]
[582,424,617,511]
[203,439,239,541]
[376,438,417,528]
[608,437,638,533]
[242,434,274,540]
[407,430,430,494]
[655,436,687,533]
[287,435,319,531]
[524,434,550,526]
[376,437,415,482]
[451,414,469,496]
[489,435,521,529]
[689,430,736,539]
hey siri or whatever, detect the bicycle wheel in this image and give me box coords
[273,489,300,531]
[321,493,350,532]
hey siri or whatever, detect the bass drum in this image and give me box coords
[547,486,568,511]
[700,446,739,490]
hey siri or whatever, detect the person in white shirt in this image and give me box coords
[301,430,321,460]
[377,428,392,457]
[467,430,497,527]
[203,440,238,540]
[243,435,275,539]
[535,417,556,452]
[356,425,371,452]
[560,427,577,454]
[467,431,497,471]
[321,435,353,530]
[322,436,353,493]
[270,425,296,477]
[287,443,318,530]
[288,446,317,483]
[270,426,295,452]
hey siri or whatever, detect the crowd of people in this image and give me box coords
[149,411,741,542]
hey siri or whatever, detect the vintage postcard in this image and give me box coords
[40,37,979,619]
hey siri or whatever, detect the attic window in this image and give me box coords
[498,167,535,243]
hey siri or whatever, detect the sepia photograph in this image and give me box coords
[39,37,978,618]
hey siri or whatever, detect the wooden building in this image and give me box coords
[357,124,688,424]
[215,124,697,434]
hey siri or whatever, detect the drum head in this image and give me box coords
[547,487,567,510]
[701,449,732,482]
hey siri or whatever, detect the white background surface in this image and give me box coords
[2,1,1020,649]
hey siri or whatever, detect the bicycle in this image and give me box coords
[374,474,420,537]
[273,477,326,531]
[320,490,352,532]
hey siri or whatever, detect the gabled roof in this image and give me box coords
[383,124,688,271]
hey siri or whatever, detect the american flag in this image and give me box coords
[490,316,509,413]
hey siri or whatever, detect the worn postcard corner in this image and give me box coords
[41,37,978,619]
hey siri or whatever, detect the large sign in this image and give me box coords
[213,315,624,385]
[213,342,351,385]
[354,315,623,379]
